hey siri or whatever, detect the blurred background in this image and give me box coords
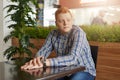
[37,0,120,26]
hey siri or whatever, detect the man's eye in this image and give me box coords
[58,20,63,23]
[67,19,70,22]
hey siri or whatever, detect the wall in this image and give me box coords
[60,0,81,9]
[0,0,12,61]
[0,0,4,61]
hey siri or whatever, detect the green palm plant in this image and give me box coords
[3,0,38,61]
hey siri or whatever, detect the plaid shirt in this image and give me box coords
[36,25,96,76]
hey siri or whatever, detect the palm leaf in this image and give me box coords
[4,5,18,13]
[4,46,18,60]
[4,34,12,43]
[24,48,33,57]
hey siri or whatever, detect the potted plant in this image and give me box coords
[3,0,38,64]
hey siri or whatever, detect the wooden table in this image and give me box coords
[0,62,85,80]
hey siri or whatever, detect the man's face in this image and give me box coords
[56,12,73,34]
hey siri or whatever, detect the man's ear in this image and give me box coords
[55,21,56,24]
[55,21,57,26]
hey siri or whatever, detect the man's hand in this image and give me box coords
[21,56,44,70]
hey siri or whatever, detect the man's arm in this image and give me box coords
[35,31,54,58]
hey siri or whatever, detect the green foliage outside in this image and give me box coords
[24,27,56,39]
[24,25,120,42]
[81,25,120,42]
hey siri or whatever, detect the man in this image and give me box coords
[21,7,96,80]
[91,10,107,25]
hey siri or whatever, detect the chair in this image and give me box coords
[90,45,99,68]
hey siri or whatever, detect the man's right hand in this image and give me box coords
[21,56,44,70]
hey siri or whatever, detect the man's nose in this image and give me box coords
[64,20,68,25]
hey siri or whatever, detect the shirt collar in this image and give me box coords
[57,27,73,38]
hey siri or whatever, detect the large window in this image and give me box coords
[38,0,120,26]
[72,5,120,25]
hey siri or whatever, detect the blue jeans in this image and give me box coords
[56,72,95,80]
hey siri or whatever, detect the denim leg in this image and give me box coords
[69,72,95,80]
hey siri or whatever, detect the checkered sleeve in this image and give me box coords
[35,31,54,58]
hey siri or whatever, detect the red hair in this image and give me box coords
[55,7,72,20]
